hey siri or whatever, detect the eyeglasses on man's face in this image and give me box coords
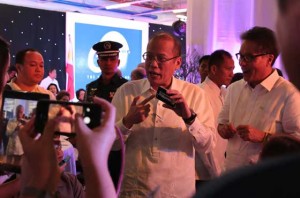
[235,53,269,62]
[142,52,179,64]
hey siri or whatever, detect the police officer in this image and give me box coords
[86,40,128,102]
[85,41,128,189]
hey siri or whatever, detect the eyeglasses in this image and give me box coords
[142,52,179,64]
[235,53,269,62]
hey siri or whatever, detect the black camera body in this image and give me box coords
[35,100,101,136]
[156,86,176,108]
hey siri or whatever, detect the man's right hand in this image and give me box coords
[217,123,237,139]
[123,95,154,129]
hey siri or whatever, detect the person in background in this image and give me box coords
[86,41,128,102]
[5,48,55,100]
[112,32,216,197]
[130,67,146,80]
[217,26,300,172]
[191,1,300,198]
[1,137,85,198]
[230,72,243,84]
[6,105,26,165]
[116,69,123,78]
[197,49,234,188]
[47,83,59,96]
[56,90,70,102]
[40,67,60,91]
[275,68,283,77]
[52,138,85,198]
[85,40,128,188]
[136,62,145,69]
[6,65,17,83]
[76,88,85,102]
[198,55,210,83]
[259,134,300,161]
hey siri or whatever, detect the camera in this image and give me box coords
[156,86,176,108]
[35,100,101,136]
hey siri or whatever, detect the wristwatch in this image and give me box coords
[183,110,197,125]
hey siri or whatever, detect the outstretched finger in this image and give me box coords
[131,96,141,107]
[139,94,155,105]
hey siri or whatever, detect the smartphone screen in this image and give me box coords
[35,100,101,136]
[1,91,50,121]
[1,91,49,164]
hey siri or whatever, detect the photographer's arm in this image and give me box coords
[18,117,60,198]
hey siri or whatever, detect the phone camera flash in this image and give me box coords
[83,116,91,124]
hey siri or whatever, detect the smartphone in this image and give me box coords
[156,86,176,108]
[35,100,101,136]
[59,156,71,166]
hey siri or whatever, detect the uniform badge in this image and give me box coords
[89,88,98,96]
[104,42,111,50]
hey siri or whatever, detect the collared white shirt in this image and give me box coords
[40,76,60,91]
[218,70,300,171]
[8,78,56,100]
[199,77,228,175]
[112,77,216,198]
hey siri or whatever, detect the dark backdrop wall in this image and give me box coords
[0,4,66,89]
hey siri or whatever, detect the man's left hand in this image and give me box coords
[236,125,265,143]
[162,89,192,119]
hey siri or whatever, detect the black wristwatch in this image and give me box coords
[183,110,197,125]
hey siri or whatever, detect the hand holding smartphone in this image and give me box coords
[156,86,176,108]
[35,100,101,137]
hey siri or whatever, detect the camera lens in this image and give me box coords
[83,116,91,124]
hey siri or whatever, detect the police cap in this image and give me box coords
[92,41,123,57]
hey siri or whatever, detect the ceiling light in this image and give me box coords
[105,0,152,10]
[172,9,187,13]
[105,3,131,10]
